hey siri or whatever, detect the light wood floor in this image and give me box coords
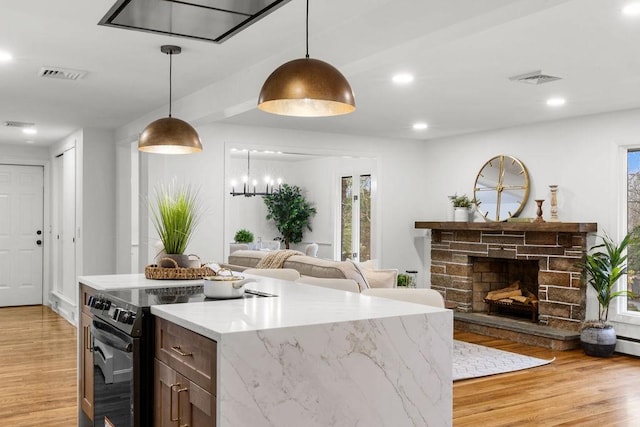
[0,305,77,426]
[453,331,640,426]
[2,306,640,426]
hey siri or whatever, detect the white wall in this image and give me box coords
[81,128,116,275]
[422,108,640,317]
[0,144,49,162]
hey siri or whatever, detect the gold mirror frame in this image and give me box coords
[474,155,530,222]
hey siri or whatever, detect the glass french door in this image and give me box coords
[340,174,371,262]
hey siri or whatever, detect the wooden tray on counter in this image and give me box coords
[145,257,214,280]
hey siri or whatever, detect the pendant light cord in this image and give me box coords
[305,0,309,59]
[168,51,173,118]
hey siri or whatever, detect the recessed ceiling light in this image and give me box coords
[623,3,640,16]
[25,140,34,144]
[22,127,37,135]
[392,73,414,84]
[546,97,566,107]
[413,122,428,130]
[0,50,13,62]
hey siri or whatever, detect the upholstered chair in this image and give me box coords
[304,243,319,257]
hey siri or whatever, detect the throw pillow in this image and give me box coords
[347,259,371,290]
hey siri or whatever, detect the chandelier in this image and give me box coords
[230,150,283,197]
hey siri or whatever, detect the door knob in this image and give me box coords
[36,240,42,246]
[36,230,42,235]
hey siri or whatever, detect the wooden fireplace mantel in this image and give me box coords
[414,221,597,233]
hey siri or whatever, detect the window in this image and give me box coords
[627,150,640,313]
[340,174,371,262]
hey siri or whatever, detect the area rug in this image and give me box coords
[453,340,555,381]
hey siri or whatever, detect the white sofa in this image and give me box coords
[224,250,397,291]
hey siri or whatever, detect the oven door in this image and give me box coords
[91,317,140,427]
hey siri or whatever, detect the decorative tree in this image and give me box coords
[263,184,316,249]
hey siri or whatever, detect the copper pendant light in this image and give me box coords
[139,45,203,154]
[257,0,355,117]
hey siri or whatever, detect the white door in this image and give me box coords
[0,164,44,306]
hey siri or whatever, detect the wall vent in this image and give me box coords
[3,120,35,128]
[39,66,87,81]
[509,70,562,85]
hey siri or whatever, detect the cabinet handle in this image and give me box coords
[171,345,193,357]
[84,326,93,352]
[177,386,189,427]
[169,383,181,422]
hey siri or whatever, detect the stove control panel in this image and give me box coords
[88,294,142,336]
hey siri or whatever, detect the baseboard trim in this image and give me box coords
[49,291,78,327]
[616,336,640,356]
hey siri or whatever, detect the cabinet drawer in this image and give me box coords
[155,318,217,394]
[155,359,216,427]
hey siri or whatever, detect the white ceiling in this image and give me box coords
[1,0,640,147]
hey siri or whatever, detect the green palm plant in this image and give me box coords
[583,232,635,323]
[150,182,201,255]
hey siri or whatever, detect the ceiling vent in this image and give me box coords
[3,121,35,128]
[39,66,87,81]
[509,70,562,85]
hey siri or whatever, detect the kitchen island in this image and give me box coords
[79,274,452,426]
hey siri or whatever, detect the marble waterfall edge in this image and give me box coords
[218,312,453,427]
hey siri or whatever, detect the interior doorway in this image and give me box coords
[0,164,44,306]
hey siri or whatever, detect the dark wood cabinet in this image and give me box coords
[154,318,217,426]
[154,359,215,427]
[79,284,97,422]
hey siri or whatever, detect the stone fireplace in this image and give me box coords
[415,221,597,349]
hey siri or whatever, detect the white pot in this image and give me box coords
[454,207,469,222]
[203,275,253,299]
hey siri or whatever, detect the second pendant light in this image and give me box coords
[257,0,356,117]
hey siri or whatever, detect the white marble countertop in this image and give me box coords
[151,275,448,341]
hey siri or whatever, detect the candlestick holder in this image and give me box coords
[549,185,559,222]
[534,199,545,223]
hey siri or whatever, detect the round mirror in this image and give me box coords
[474,155,530,222]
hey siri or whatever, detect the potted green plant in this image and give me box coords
[397,273,411,287]
[452,194,472,222]
[150,181,201,268]
[263,184,316,249]
[234,229,254,244]
[580,232,636,357]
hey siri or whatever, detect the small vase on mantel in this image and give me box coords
[454,207,470,222]
[448,195,457,221]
